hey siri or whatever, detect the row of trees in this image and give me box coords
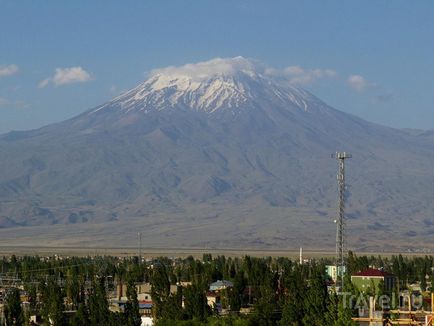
[347,251,434,292]
[1,253,433,325]
[3,276,141,326]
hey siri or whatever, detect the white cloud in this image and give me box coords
[266,65,337,85]
[39,66,92,88]
[347,74,368,92]
[0,97,28,109]
[0,64,19,77]
[149,57,390,98]
[375,93,394,102]
[150,56,259,81]
[283,66,305,76]
[347,74,393,102]
[151,57,338,87]
[38,78,50,88]
[0,97,10,106]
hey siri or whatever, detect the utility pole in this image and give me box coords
[332,152,351,291]
[137,232,142,263]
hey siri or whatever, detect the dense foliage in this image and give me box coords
[0,252,432,325]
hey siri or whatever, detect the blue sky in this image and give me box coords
[1,1,433,133]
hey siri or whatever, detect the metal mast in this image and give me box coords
[138,232,142,263]
[332,151,351,291]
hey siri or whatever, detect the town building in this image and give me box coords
[206,280,234,313]
[325,265,346,283]
[351,268,395,293]
[209,280,233,292]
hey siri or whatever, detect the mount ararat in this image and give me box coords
[0,57,433,251]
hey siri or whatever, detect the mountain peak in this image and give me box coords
[92,57,317,115]
[150,56,260,82]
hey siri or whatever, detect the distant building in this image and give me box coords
[325,265,346,282]
[111,282,185,317]
[207,280,234,313]
[113,282,154,315]
[209,280,233,292]
[351,268,394,293]
[141,316,153,326]
[206,291,221,311]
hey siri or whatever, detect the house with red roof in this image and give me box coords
[351,268,395,293]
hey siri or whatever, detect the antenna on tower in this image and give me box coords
[331,151,351,291]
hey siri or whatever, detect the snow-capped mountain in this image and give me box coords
[0,57,433,251]
[91,56,316,114]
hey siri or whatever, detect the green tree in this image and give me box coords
[4,288,24,326]
[228,272,245,313]
[184,284,210,321]
[430,274,434,292]
[88,278,109,326]
[281,266,305,326]
[252,284,278,325]
[160,291,183,321]
[325,293,357,326]
[420,273,427,292]
[335,302,357,326]
[69,303,89,326]
[107,312,127,326]
[125,280,141,326]
[301,266,328,326]
[26,284,37,313]
[66,267,81,308]
[207,316,251,326]
[151,264,171,319]
[41,280,65,326]
[325,293,339,325]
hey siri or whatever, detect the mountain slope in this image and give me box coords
[0,57,433,251]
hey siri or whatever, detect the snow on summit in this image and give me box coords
[93,57,318,114]
[150,56,259,82]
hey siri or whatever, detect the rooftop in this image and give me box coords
[352,268,393,277]
[209,280,234,291]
